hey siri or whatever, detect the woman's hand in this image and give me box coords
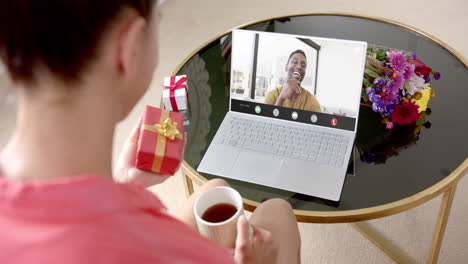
[113,118,171,188]
[234,216,278,264]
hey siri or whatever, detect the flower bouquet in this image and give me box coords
[356,45,440,164]
[362,45,440,129]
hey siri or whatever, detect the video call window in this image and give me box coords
[231,30,364,118]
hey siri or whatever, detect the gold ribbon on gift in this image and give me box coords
[143,110,183,173]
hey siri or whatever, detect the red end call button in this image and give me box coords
[331,118,338,127]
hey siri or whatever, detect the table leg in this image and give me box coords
[427,184,457,264]
[351,222,413,263]
[351,183,458,264]
[182,172,195,197]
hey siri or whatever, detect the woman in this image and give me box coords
[0,1,301,263]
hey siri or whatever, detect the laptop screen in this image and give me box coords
[230,29,367,132]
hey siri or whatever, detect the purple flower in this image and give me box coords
[387,51,410,73]
[372,101,393,117]
[386,71,393,76]
[392,74,405,91]
[381,61,387,66]
[366,88,379,101]
[381,106,395,117]
[410,52,417,59]
[386,110,393,117]
[372,103,381,112]
[372,94,382,102]
[402,63,415,80]
[384,81,400,102]
[433,72,441,80]
[368,86,398,117]
[385,103,397,112]
[373,77,387,86]
[381,89,399,105]
[423,76,431,83]
[368,88,382,104]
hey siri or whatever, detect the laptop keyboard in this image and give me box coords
[215,116,349,168]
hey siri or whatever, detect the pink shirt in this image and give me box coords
[0,174,234,264]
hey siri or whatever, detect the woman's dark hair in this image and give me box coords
[0,0,156,84]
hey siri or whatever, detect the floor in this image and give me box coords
[1,0,467,263]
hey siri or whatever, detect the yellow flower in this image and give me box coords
[411,84,432,113]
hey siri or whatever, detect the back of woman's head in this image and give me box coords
[0,0,156,85]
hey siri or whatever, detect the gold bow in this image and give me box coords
[154,118,182,140]
[141,109,184,173]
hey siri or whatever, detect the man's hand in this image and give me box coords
[275,79,301,106]
[113,117,171,188]
[234,216,278,264]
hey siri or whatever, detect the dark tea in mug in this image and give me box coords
[201,203,238,223]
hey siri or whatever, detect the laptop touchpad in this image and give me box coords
[198,145,240,176]
[230,150,282,182]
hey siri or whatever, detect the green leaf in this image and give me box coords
[404,82,411,91]
[363,78,373,88]
[364,69,380,79]
[376,49,387,61]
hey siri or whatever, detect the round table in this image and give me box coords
[172,14,467,263]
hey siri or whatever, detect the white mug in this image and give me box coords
[194,186,244,248]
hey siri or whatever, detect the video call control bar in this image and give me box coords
[231,99,356,131]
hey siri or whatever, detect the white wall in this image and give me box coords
[231,31,254,77]
[230,30,255,100]
[313,38,367,117]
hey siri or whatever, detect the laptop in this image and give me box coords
[198,29,367,201]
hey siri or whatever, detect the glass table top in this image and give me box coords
[177,15,467,212]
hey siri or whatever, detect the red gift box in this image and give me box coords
[135,105,185,175]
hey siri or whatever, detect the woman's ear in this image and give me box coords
[115,15,146,77]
